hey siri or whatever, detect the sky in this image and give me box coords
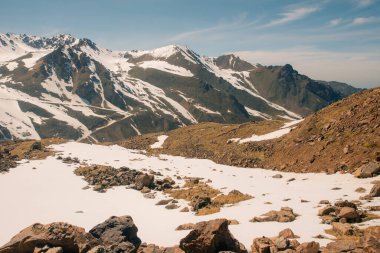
[0,0,379,88]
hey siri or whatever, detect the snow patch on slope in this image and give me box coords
[238,119,303,143]
[138,61,193,77]
[150,135,168,149]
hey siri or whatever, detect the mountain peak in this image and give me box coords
[215,54,255,72]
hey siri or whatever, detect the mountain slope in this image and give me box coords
[0,33,360,141]
[119,88,379,174]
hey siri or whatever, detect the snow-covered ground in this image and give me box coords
[0,142,379,248]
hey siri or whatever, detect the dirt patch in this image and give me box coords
[0,139,66,173]
[165,181,253,216]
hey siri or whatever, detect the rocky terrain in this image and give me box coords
[0,139,64,172]
[0,33,361,142]
[1,215,379,253]
[119,87,380,174]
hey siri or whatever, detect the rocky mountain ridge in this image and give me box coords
[0,33,360,142]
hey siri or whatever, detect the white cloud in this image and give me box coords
[264,7,319,27]
[234,48,380,88]
[351,16,377,25]
[168,13,253,42]
[356,0,374,7]
[328,18,343,26]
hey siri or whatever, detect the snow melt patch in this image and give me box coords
[194,104,222,115]
[150,135,169,149]
[138,61,193,77]
[236,119,303,143]
[0,142,379,249]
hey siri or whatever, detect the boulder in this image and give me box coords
[250,237,275,253]
[191,197,211,211]
[353,162,380,178]
[296,241,319,253]
[322,240,357,253]
[368,183,380,197]
[89,216,141,252]
[278,228,299,239]
[332,222,354,236]
[338,207,360,221]
[30,141,43,151]
[0,222,97,253]
[135,174,154,190]
[179,219,247,253]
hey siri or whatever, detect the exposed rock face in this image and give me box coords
[250,207,297,223]
[322,226,380,252]
[0,222,98,253]
[89,215,141,252]
[179,219,247,253]
[296,241,320,253]
[368,183,380,197]
[353,162,380,178]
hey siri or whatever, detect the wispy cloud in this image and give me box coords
[168,13,254,42]
[351,16,378,25]
[264,6,319,27]
[328,18,343,26]
[356,0,375,7]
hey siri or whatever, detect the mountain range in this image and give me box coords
[0,33,361,142]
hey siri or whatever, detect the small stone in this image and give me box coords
[165,204,179,210]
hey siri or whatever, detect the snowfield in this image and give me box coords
[0,142,379,248]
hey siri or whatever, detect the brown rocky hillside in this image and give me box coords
[259,87,380,173]
[117,87,380,174]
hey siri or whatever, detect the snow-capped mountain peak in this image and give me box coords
[0,33,358,142]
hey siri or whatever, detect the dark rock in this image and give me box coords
[30,141,43,151]
[179,219,247,253]
[191,197,211,211]
[89,215,141,252]
[135,174,154,190]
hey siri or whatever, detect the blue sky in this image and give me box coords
[0,0,379,87]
